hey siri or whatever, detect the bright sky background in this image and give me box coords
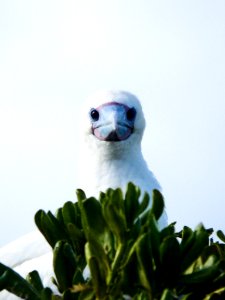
[0,0,225,246]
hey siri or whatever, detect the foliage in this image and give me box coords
[0,183,225,299]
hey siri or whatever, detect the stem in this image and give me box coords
[107,242,125,286]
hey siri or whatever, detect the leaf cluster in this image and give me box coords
[0,183,225,299]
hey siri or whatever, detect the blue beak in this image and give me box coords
[90,103,136,142]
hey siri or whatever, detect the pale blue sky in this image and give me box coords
[0,0,225,246]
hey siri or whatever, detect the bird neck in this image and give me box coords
[78,138,148,197]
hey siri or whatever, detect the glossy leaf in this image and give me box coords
[135,233,153,291]
[181,224,209,272]
[53,241,77,291]
[102,188,127,243]
[150,189,165,221]
[85,243,107,298]
[0,263,40,299]
[26,270,44,291]
[217,230,225,243]
[124,182,141,227]
[160,289,175,300]
[35,210,67,248]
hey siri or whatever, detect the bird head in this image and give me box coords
[90,102,136,142]
[81,90,146,156]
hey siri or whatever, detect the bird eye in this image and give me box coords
[126,107,136,121]
[90,108,99,121]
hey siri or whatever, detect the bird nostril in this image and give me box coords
[90,108,99,121]
[126,107,136,121]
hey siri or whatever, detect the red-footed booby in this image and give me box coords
[0,90,167,299]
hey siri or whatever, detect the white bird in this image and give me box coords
[0,90,167,299]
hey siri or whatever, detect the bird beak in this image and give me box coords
[91,103,135,142]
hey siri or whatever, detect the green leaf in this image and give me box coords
[159,236,181,283]
[160,222,176,241]
[85,239,110,283]
[150,189,165,221]
[85,243,107,298]
[133,290,151,299]
[124,182,141,227]
[53,241,77,291]
[148,213,161,268]
[217,230,225,243]
[77,289,95,300]
[138,192,150,216]
[78,196,113,261]
[66,223,86,262]
[40,287,54,300]
[72,268,85,285]
[102,188,127,243]
[81,197,108,239]
[62,288,79,300]
[180,261,225,285]
[62,201,79,227]
[76,189,87,202]
[180,226,195,253]
[35,210,68,248]
[26,270,44,291]
[135,233,153,292]
[0,263,40,299]
[160,289,175,300]
[181,224,209,272]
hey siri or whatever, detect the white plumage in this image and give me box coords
[0,90,167,299]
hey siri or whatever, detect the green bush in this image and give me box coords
[1,183,225,299]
